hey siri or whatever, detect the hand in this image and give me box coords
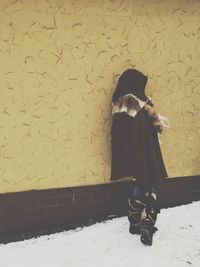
[146,97,154,107]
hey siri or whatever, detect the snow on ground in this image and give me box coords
[0,201,200,267]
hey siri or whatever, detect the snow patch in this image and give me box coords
[0,202,200,267]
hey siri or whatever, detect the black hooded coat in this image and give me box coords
[110,69,168,187]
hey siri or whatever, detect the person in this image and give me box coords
[110,69,168,246]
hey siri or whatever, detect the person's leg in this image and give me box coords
[128,181,146,234]
[140,183,159,245]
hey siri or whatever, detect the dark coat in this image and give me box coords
[110,69,168,187]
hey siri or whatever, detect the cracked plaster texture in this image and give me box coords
[0,0,200,193]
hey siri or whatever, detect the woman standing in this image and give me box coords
[110,69,168,246]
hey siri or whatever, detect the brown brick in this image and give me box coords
[56,195,73,205]
[29,207,48,217]
[24,199,41,209]
[0,203,2,214]
[1,201,26,211]
[74,193,91,202]
[38,197,57,207]
[40,188,65,198]
[3,208,30,221]
[47,205,69,216]
[91,192,108,201]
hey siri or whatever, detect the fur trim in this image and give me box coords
[142,104,163,133]
[112,94,146,118]
[112,93,167,134]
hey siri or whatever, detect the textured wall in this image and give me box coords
[0,0,200,193]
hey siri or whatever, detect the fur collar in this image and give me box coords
[111,94,146,118]
[111,93,168,134]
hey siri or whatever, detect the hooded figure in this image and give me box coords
[110,68,168,187]
[110,68,168,246]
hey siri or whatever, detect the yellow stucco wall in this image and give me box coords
[0,0,200,193]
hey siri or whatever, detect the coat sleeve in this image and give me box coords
[142,104,163,133]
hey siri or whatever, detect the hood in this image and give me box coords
[112,69,148,102]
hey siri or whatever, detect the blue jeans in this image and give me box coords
[130,181,157,200]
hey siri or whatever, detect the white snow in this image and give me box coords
[0,201,200,267]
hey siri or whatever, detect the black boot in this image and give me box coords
[129,224,141,235]
[140,193,158,245]
[128,197,146,235]
[140,219,154,246]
